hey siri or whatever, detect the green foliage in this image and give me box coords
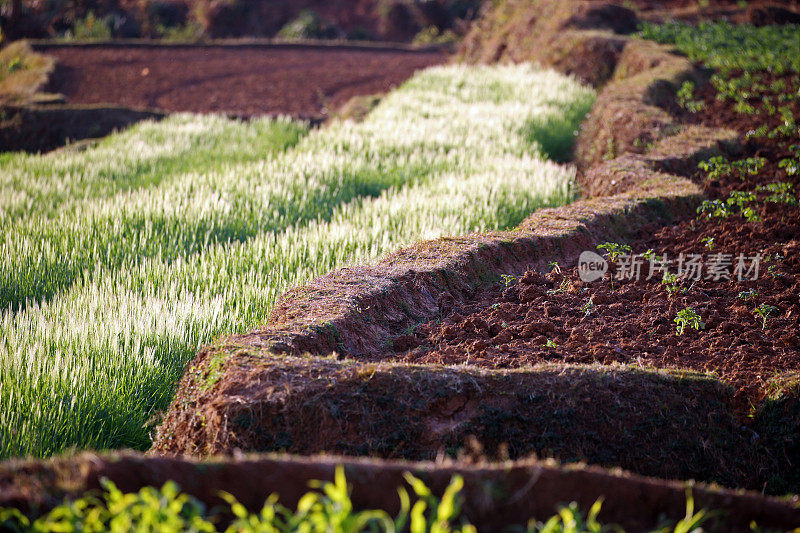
[0,468,475,533]
[521,91,596,163]
[69,11,113,41]
[277,10,343,40]
[676,81,705,113]
[596,242,631,263]
[700,236,715,250]
[737,289,758,301]
[698,156,765,183]
[501,274,518,287]
[674,308,705,336]
[158,21,205,42]
[641,22,800,125]
[0,64,594,459]
[0,475,720,533]
[413,26,460,47]
[661,272,681,297]
[639,22,800,75]
[757,181,798,205]
[753,303,778,330]
[530,499,605,533]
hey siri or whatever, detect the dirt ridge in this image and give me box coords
[2,452,798,532]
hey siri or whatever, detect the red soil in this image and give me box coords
[40,44,447,118]
[392,70,800,410]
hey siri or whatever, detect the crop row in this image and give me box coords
[0,64,595,458]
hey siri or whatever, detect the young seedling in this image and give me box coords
[698,156,731,181]
[662,272,681,297]
[642,249,662,262]
[501,274,517,288]
[758,182,798,205]
[753,303,778,329]
[580,298,595,317]
[741,206,761,222]
[697,199,730,219]
[737,289,759,301]
[546,278,570,296]
[597,242,632,263]
[543,339,558,348]
[674,307,705,336]
[677,81,706,113]
[547,261,562,274]
[700,236,715,250]
[597,242,631,289]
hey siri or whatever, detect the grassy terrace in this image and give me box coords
[0,64,595,458]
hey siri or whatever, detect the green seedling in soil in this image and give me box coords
[700,237,715,250]
[746,124,769,140]
[767,264,780,278]
[698,156,766,182]
[543,339,558,348]
[738,289,759,301]
[741,206,761,222]
[698,156,731,181]
[531,499,604,533]
[597,242,631,263]
[597,242,631,289]
[753,303,779,330]
[642,249,663,262]
[501,274,517,288]
[674,307,705,336]
[727,190,756,209]
[676,81,705,113]
[778,148,799,176]
[547,278,570,296]
[697,199,730,219]
[758,182,798,205]
[580,298,595,317]
[547,261,562,274]
[662,272,682,297]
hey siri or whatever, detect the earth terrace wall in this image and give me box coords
[2,452,799,532]
[152,0,758,478]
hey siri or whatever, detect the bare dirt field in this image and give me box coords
[39,44,447,118]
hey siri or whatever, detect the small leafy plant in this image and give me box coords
[547,261,562,274]
[543,339,558,348]
[737,289,759,300]
[700,236,715,250]
[547,278,570,296]
[661,272,681,297]
[676,81,705,113]
[674,307,705,335]
[579,298,595,317]
[753,303,778,329]
[597,242,631,263]
[501,274,518,288]
[696,199,730,218]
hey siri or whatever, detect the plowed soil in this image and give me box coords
[40,44,447,118]
[392,70,800,411]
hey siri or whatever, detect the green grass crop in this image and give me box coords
[0,63,595,458]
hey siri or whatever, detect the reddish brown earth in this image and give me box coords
[40,44,447,118]
[391,71,800,412]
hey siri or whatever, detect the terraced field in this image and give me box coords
[0,63,594,459]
